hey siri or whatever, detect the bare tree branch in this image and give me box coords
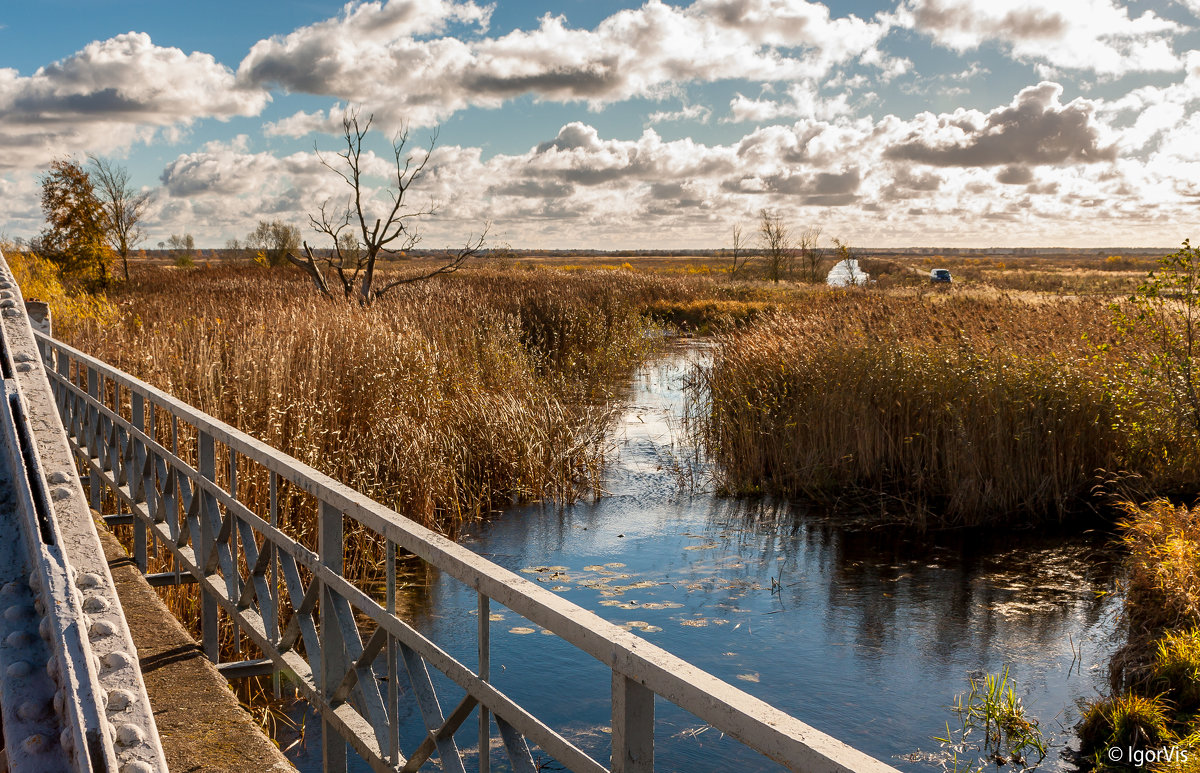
[287,241,334,300]
[729,224,747,277]
[759,209,794,283]
[798,226,824,283]
[373,225,490,296]
[89,155,150,282]
[300,108,483,305]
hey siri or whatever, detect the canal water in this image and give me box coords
[283,345,1122,772]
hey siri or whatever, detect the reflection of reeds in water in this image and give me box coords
[692,291,1199,527]
[685,498,1119,666]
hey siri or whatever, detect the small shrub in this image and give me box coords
[5,249,116,333]
[1079,693,1174,760]
[1154,629,1200,711]
[1116,238,1200,433]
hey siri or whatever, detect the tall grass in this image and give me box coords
[693,291,1196,526]
[933,666,1047,771]
[1080,502,1200,769]
[63,264,697,531]
[33,263,701,691]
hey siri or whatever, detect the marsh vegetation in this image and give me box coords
[9,242,1200,769]
[692,291,1200,527]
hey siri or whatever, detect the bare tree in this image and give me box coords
[728,224,750,277]
[288,110,486,304]
[759,209,793,283]
[797,226,824,283]
[166,233,194,253]
[89,156,150,282]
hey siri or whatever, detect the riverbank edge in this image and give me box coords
[1077,500,1200,772]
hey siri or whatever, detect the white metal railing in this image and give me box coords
[35,329,899,773]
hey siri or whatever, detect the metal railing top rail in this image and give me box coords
[0,251,167,773]
[36,329,899,773]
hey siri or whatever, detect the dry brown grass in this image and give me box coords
[1082,502,1200,770]
[693,290,1198,526]
[1121,501,1200,636]
[1111,500,1200,694]
[65,264,699,531]
[49,263,703,677]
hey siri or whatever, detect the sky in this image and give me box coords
[1,0,1199,250]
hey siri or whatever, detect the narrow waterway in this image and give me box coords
[284,344,1122,772]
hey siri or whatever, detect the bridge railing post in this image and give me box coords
[479,591,491,773]
[198,429,220,662]
[612,674,654,773]
[131,390,148,572]
[320,500,349,773]
[86,366,101,512]
[54,343,69,417]
[385,539,400,765]
[269,470,282,699]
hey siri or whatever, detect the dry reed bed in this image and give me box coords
[65,265,699,531]
[40,263,704,686]
[694,291,1197,526]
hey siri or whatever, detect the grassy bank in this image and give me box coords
[1079,501,1200,770]
[693,291,1198,526]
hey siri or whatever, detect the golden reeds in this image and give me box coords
[693,291,1196,526]
[64,264,696,531]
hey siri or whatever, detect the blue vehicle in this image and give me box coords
[930,268,952,284]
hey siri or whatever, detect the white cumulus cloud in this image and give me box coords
[240,0,896,133]
[0,32,269,171]
[901,0,1183,76]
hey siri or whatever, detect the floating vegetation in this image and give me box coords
[736,673,760,683]
[466,610,506,621]
[578,577,616,588]
[508,627,536,635]
[614,581,659,591]
[926,667,1047,772]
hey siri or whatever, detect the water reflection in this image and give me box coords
[283,346,1122,773]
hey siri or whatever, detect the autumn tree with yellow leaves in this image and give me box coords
[38,158,115,287]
